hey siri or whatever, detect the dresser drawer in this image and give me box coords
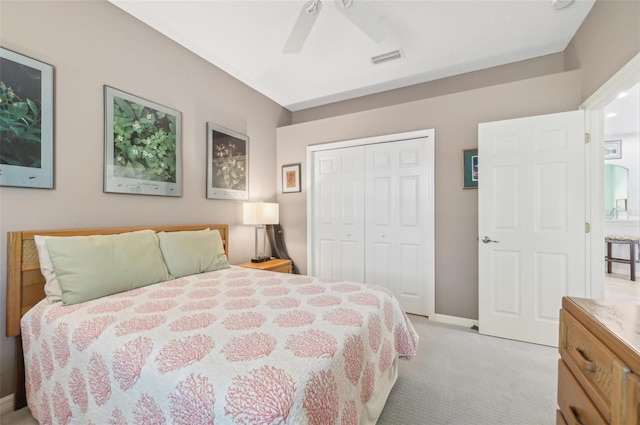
[626,374,640,425]
[560,309,618,421]
[269,263,292,273]
[558,359,608,425]
[556,409,568,425]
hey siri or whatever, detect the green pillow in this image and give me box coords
[45,230,171,305]
[157,229,229,278]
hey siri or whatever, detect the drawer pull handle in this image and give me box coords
[568,406,585,425]
[570,347,596,372]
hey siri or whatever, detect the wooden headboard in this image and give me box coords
[6,223,229,338]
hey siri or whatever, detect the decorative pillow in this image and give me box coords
[157,229,229,278]
[34,235,62,304]
[44,230,171,305]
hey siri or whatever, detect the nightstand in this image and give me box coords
[237,258,292,274]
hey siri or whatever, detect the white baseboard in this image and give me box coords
[0,394,13,416]
[433,313,478,329]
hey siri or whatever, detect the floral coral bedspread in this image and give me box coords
[21,266,418,425]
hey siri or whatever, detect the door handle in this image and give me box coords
[569,347,595,372]
[568,406,586,425]
[481,236,499,244]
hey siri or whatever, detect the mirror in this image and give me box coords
[604,164,628,219]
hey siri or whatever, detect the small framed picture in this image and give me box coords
[0,47,54,188]
[604,140,621,160]
[206,122,248,200]
[463,149,478,190]
[104,85,182,196]
[282,163,301,193]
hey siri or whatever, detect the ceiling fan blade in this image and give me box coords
[335,0,390,43]
[283,0,323,54]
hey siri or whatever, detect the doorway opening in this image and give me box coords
[581,52,640,301]
[602,82,640,302]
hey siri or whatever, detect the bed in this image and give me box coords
[6,224,418,425]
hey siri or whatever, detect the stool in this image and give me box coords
[604,235,640,281]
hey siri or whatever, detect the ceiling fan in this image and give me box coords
[283,0,391,54]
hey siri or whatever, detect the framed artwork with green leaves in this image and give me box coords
[206,122,248,200]
[0,47,54,188]
[104,86,182,196]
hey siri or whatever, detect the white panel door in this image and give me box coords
[311,146,365,282]
[365,138,434,316]
[478,110,586,347]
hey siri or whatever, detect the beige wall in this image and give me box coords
[276,71,582,321]
[0,1,291,398]
[565,0,640,101]
[293,53,566,124]
[276,0,639,324]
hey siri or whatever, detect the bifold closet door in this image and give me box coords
[310,135,434,316]
[311,146,365,283]
[365,138,431,316]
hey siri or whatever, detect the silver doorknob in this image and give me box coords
[481,236,499,244]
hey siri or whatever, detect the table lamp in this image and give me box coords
[243,202,279,262]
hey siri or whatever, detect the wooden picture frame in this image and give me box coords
[0,47,54,188]
[104,86,182,196]
[282,162,301,193]
[463,148,478,189]
[206,122,248,200]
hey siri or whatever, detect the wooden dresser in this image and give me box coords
[557,297,640,425]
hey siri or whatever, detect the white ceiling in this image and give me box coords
[108,0,596,112]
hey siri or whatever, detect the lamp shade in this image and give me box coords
[243,202,279,225]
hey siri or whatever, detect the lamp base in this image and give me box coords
[251,256,270,263]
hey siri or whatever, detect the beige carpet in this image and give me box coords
[1,315,557,425]
[377,315,557,425]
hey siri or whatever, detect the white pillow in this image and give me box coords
[34,235,62,303]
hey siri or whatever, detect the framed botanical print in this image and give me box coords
[206,122,248,200]
[0,47,54,188]
[104,85,182,196]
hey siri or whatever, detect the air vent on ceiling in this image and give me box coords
[371,49,403,65]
